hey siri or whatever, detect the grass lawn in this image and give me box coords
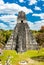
[0,48,44,65]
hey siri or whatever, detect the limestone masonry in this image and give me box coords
[5,11,38,52]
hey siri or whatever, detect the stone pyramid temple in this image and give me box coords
[5,11,38,52]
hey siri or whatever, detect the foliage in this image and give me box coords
[35,33,44,46]
[31,27,44,46]
[0,29,12,45]
[0,49,44,65]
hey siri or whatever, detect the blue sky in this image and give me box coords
[0,0,44,30]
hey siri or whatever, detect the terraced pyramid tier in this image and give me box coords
[5,11,38,52]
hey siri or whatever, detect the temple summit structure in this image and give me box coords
[5,11,38,52]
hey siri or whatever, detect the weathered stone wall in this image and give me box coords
[12,22,38,52]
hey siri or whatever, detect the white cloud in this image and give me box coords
[0,2,33,15]
[19,0,24,2]
[42,0,44,1]
[29,0,37,5]
[32,13,44,19]
[28,20,44,30]
[0,15,17,22]
[34,6,41,10]
[0,0,4,5]
[0,23,8,29]
[0,21,17,30]
[0,15,17,30]
[43,4,44,6]
[8,21,17,29]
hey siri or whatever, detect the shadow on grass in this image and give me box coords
[31,56,44,62]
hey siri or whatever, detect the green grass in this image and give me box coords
[0,48,44,65]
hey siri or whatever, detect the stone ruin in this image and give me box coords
[5,11,38,52]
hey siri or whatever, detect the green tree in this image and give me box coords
[36,33,44,46]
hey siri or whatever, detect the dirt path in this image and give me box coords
[18,57,44,65]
